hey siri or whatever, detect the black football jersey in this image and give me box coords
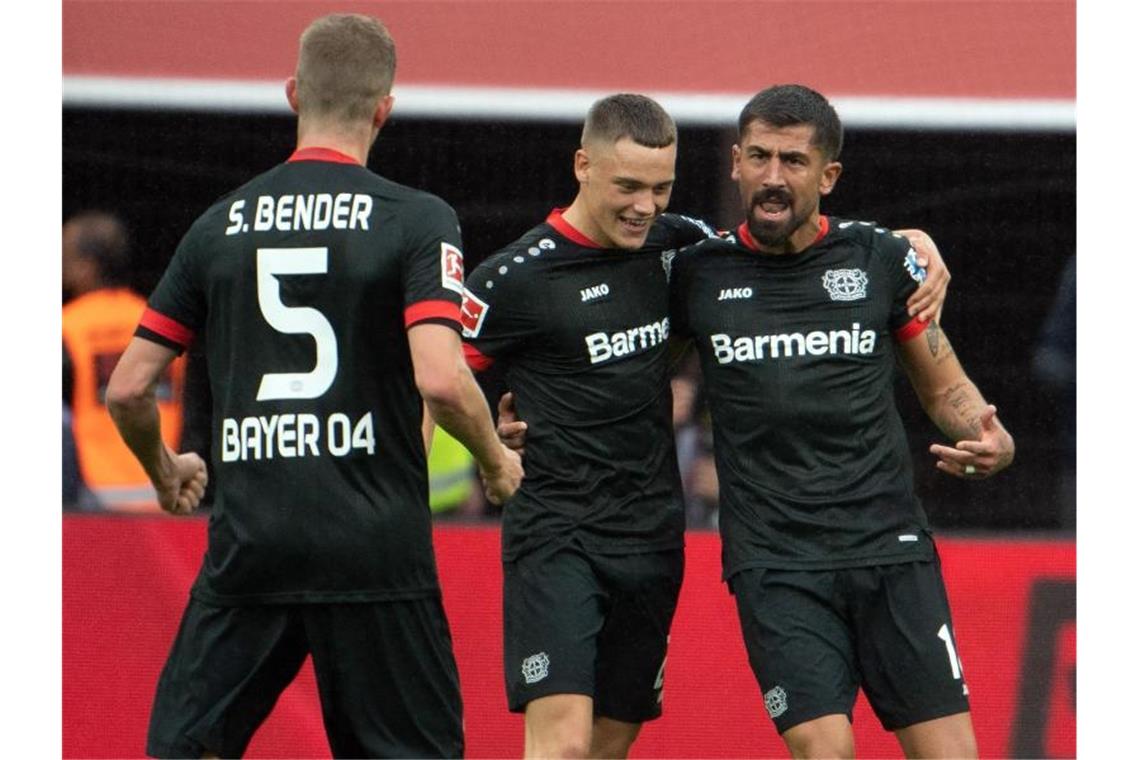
[462,211,715,559]
[138,147,466,604]
[671,217,935,576]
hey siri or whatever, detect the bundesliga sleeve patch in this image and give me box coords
[903,247,927,284]
[460,287,490,338]
[441,242,465,294]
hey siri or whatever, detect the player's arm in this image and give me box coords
[897,321,1015,478]
[894,229,949,323]
[409,323,522,504]
[106,337,208,514]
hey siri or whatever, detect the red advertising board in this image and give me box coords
[62,517,1074,758]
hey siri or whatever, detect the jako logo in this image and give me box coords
[717,287,753,301]
[580,283,610,302]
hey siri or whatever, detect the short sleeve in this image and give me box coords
[885,234,928,341]
[668,245,697,339]
[460,254,538,371]
[402,195,465,331]
[656,213,722,248]
[140,224,207,352]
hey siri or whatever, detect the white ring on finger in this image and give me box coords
[964,464,976,476]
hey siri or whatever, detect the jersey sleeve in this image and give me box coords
[668,244,698,338]
[460,253,537,372]
[656,213,722,248]
[401,195,465,331]
[883,233,929,341]
[139,223,207,353]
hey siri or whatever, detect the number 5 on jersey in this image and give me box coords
[256,247,338,400]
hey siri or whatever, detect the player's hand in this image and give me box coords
[480,444,524,505]
[496,392,528,456]
[153,449,208,515]
[896,229,949,325]
[929,405,1015,479]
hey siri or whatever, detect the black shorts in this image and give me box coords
[146,596,463,759]
[502,541,684,723]
[729,554,969,734]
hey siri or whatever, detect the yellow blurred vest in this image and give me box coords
[427,427,475,512]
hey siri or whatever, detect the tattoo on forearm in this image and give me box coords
[925,322,941,356]
[943,382,982,438]
[924,322,957,365]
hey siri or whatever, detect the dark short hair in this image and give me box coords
[738,85,843,161]
[582,94,677,149]
[67,210,131,285]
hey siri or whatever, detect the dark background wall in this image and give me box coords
[62,108,1076,532]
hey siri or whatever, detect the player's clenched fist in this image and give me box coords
[155,450,209,515]
[481,444,523,506]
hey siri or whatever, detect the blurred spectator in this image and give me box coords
[672,358,720,529]
[1032,255,1076,529]
[62,211,186,511]
[428,426,485,521]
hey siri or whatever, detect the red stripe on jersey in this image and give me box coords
[736,215,830,251]
[894,316,929,342]
[138,308,194,348]
[405,300,461,328]
[463,342,494,372]
[287,147,361,165]
[546,208,603,248]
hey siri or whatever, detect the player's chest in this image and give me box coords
[510,256,667,369]
[685,255,892,337]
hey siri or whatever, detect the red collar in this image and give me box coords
[737,215,829,251]
[546,208,603,248]
[287,147,361,165]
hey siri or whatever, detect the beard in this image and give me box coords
[746,188,812,248]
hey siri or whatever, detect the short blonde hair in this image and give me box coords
[295,14,396,125]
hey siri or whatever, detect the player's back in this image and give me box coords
[145,149,464,604]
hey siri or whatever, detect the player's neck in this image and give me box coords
[294,122,374,166]
[559,198,607,248]
[748,213,826,255]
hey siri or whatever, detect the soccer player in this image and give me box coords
[105,14,522,758]
[669,84,1015,758]
[463,95,949,758]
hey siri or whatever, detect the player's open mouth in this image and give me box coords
[619,217,651,233]
[752,192,793,222]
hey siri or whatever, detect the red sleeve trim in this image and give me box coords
[546,208,603,248]
[463,342,494,372]
[139,308,194,348]
[287,146,361,165]
[894,316,929,342]
[405,300,461,328]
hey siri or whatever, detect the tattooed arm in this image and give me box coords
[897,321,1015,479]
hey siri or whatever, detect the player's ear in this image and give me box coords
[285,77,300,114]
[573,148,591,184]
[373,94,395,130]
[819,160,843,196]
[731,144,742,181]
